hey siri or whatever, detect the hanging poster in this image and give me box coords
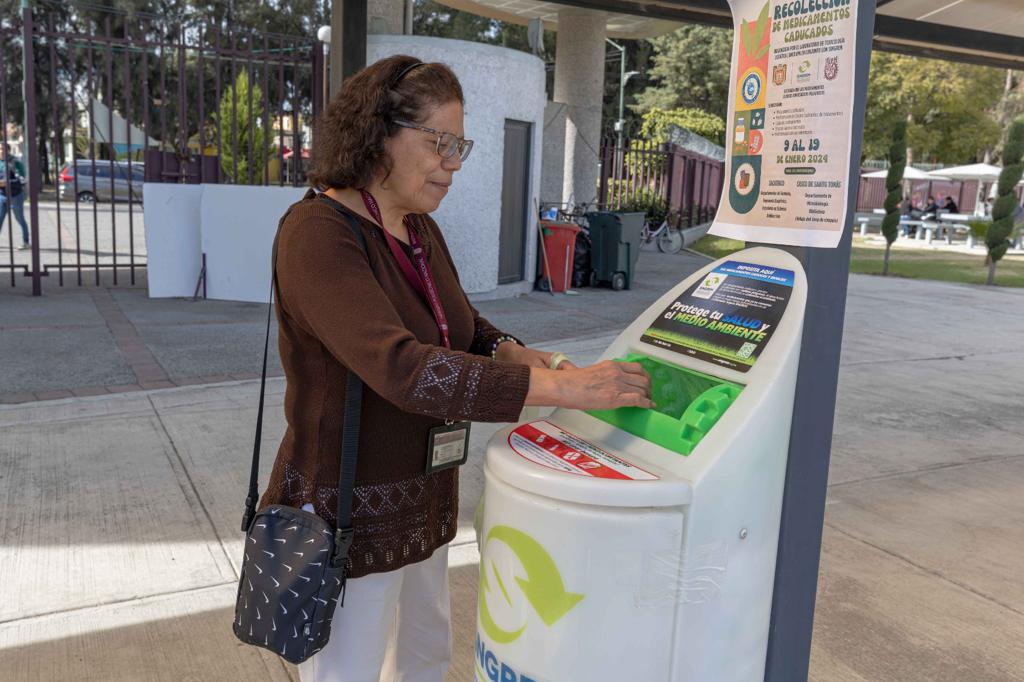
[710,0,859,247]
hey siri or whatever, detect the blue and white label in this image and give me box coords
[716,260,794,287]
[642,259,795,372]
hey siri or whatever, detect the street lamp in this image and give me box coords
[316,25,331,113]
[606,39,641,151]
[617,70,641,136]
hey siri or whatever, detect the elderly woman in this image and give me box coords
[261,55,651,682]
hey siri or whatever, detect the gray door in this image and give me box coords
[498,120,532,284]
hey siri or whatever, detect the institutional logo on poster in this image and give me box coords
[741,72,762,104]
[824,56,839,81]
[734,162,756,197]
[797,59,812,82]
[692,272,728,299]
[772,64,787,86]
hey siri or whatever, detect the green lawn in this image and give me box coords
[688,235,746,260]
[688,235,1024,287]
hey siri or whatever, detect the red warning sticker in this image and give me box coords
[507,421,659,481]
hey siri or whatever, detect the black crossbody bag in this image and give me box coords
[232,196,366,664]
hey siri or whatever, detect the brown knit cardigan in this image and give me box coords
[258,190,531,578]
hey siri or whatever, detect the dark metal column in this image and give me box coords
[329,0,367,99]
[763,1,878,679]
[21,0,42,295]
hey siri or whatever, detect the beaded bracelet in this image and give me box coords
[490,334,523,359]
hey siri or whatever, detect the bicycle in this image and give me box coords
[641,209,684,254]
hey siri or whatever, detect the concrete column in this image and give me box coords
[553,8,607,206]
[368,0,406,34]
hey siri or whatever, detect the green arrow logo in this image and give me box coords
[478,525,584,643]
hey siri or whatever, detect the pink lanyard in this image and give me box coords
[359,190,451,349]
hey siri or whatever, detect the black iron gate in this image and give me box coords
[0,5,321,294]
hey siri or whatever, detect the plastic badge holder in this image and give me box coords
[588,353,743,456]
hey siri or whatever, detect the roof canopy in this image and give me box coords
[862,167,937,180]
[438,0,1024,68]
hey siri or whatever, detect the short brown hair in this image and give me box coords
[307,55,465,190]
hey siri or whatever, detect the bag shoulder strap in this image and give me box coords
[241,192,368,565]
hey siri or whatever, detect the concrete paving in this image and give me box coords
[0,200,147,272]
[1,249,1023,681]
[0,247,709,400]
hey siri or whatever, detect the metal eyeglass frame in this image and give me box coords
[392,119,474,161]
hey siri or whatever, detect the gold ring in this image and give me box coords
[549,352,569,370]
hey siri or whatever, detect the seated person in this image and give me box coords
[942,196,959,214]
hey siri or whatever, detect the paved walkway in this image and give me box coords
[1,249,1023,681]
[0,249,707,402]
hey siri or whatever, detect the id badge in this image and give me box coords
[426,421,471,473]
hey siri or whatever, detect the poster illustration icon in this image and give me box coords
[735,162,756,196]
[734,116,746,144]
[742,71,762,104]
[747,130,764,155]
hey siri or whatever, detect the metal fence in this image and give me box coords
[598,135,724,227]
[1,5,320,294]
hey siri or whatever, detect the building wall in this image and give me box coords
[146,36,547,301]
[368,35,547,295]
[541,101,568,206]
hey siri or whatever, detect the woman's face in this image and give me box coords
[382,100,465,214]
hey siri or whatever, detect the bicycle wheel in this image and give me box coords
[657,227,684,254]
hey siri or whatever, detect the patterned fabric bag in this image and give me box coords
[233,193,365,664]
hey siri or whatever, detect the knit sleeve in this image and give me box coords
[416,214,526,357]
[275,206,530,423]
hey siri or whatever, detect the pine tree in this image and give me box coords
[218,71,274,185]
[881,122,907,276]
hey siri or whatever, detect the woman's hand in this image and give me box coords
[525,360,653,411]
[496,342,576,370]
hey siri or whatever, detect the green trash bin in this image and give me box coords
[585,211,645,290]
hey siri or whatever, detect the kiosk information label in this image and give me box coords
[641,260,794,372]
[509,421,659,480]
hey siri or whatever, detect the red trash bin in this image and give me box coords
[539,221,581,292]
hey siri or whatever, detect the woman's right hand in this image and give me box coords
[526,360,654,411]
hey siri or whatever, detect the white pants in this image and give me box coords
[298,544,452,682]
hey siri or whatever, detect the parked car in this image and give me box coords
[59,160,144,203]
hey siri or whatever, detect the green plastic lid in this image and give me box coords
[588,353,743,456]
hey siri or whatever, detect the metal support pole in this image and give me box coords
[329,0,367,99]
[762,1,878,679]
[21,0,42,296]
[606,38,625,152]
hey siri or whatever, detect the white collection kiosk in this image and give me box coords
[475,247,807,682]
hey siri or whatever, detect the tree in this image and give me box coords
[413,1,557,95]
[2,0,320,187]
[880,122,906,276]
[639,107,726,146]
[984,118,1024,285]
[632,25,732,122]
[862,53,1004,164]
[414,0,496,42]
[218,71,274,185]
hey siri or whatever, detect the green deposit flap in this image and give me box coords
[588,353,743,456]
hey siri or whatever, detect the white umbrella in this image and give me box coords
[862,166,936,180]
[929,163,1003,181]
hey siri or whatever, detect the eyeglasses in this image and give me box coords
[392,119,474,162]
